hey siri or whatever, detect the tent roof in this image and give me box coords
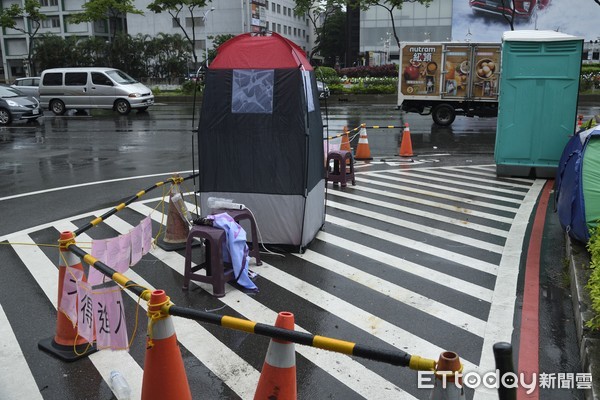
[209,33,312,70]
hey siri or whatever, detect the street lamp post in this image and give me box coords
[202,7,215,68]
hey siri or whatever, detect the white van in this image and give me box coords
[39,67,154,115]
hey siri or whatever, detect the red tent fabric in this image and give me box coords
[209,33,312,70]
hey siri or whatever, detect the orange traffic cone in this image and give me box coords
[38,231,96,362]
[354,124,372,161]
[254,312,297,400]
[142,290,192,400]
[341,126,352,151]
[430,351,465,399]
[157,180,190,251]
[399,123,414,157]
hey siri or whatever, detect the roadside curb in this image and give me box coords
[566,234,600,399]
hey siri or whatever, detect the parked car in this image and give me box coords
[0,85,42,125]
[317,80,330,99]
[11,77,40,99]
[469,0,550,19]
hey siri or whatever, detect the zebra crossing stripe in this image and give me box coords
[365,172,525,204]
[326,200,504,254]
[326,214,498,275]
[386,170,528,196]
[317,231,494,302]
[355,176,520,214]
[410,168,533,188]
[0,304,43,400]
[296,250,487,337]
[335,184,516,224]
[327,189,510,238]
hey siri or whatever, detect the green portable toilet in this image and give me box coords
[495,30,583,178]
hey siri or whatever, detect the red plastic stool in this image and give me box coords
[182,224,234,297]
[326,150,355,187]
[212,208,262,266]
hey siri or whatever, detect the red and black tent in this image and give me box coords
[196,33,325,251]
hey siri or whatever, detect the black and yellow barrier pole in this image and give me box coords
[73,172,199,237]
[65,240,437,372]
[171,304,435,370]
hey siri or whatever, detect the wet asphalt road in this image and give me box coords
[3,95,599,237]
[0,96,595,399]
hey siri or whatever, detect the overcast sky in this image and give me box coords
[451,0,600,42]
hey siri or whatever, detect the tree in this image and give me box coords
[316,6,346,66]
[147,0,212,70]
[0,0,46,76]
[68,0,143,44]
[293,0,342,62]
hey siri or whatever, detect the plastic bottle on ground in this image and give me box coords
[109,370,131,400]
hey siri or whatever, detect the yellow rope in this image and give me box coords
[146,294,172,349]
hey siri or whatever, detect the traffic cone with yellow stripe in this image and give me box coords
[430,351,465,399]
[142,290,192,400]
[38,231,96,362]
[399,122,414,157]
[354,124,372,161]
[341,126,352,151]
[254,312,297,400]
[157,176,190,251]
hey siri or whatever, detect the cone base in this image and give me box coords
[156,233,203,252]
[38,337,96,362]
[355,157,372,161]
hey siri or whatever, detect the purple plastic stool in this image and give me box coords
[327,150,355,187]
[182,225,234,297]
[212,208,262,266]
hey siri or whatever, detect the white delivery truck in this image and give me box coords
[397,42,502,126]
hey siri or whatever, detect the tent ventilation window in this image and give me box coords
[231,69,274,114]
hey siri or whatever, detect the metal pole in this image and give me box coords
[493,342,517,400]
[202,7,215,67]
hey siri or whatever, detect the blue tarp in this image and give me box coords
[555,126,600,243]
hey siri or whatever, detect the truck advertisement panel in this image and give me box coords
[400,45,443,97]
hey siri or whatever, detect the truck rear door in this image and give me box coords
[441,44,473,99]
[441,44,501,101]
[471,44,501,100]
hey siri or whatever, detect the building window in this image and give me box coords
[172,17,181,28]
[185,17,202,27]
[277,4,280,13]
[40,0,58,6]
[288,8,291,17]
[271,2,275,12]
[42,16,60,28]
[94,19,107,33]
[277,23,281,33]
[283,6,286,15]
